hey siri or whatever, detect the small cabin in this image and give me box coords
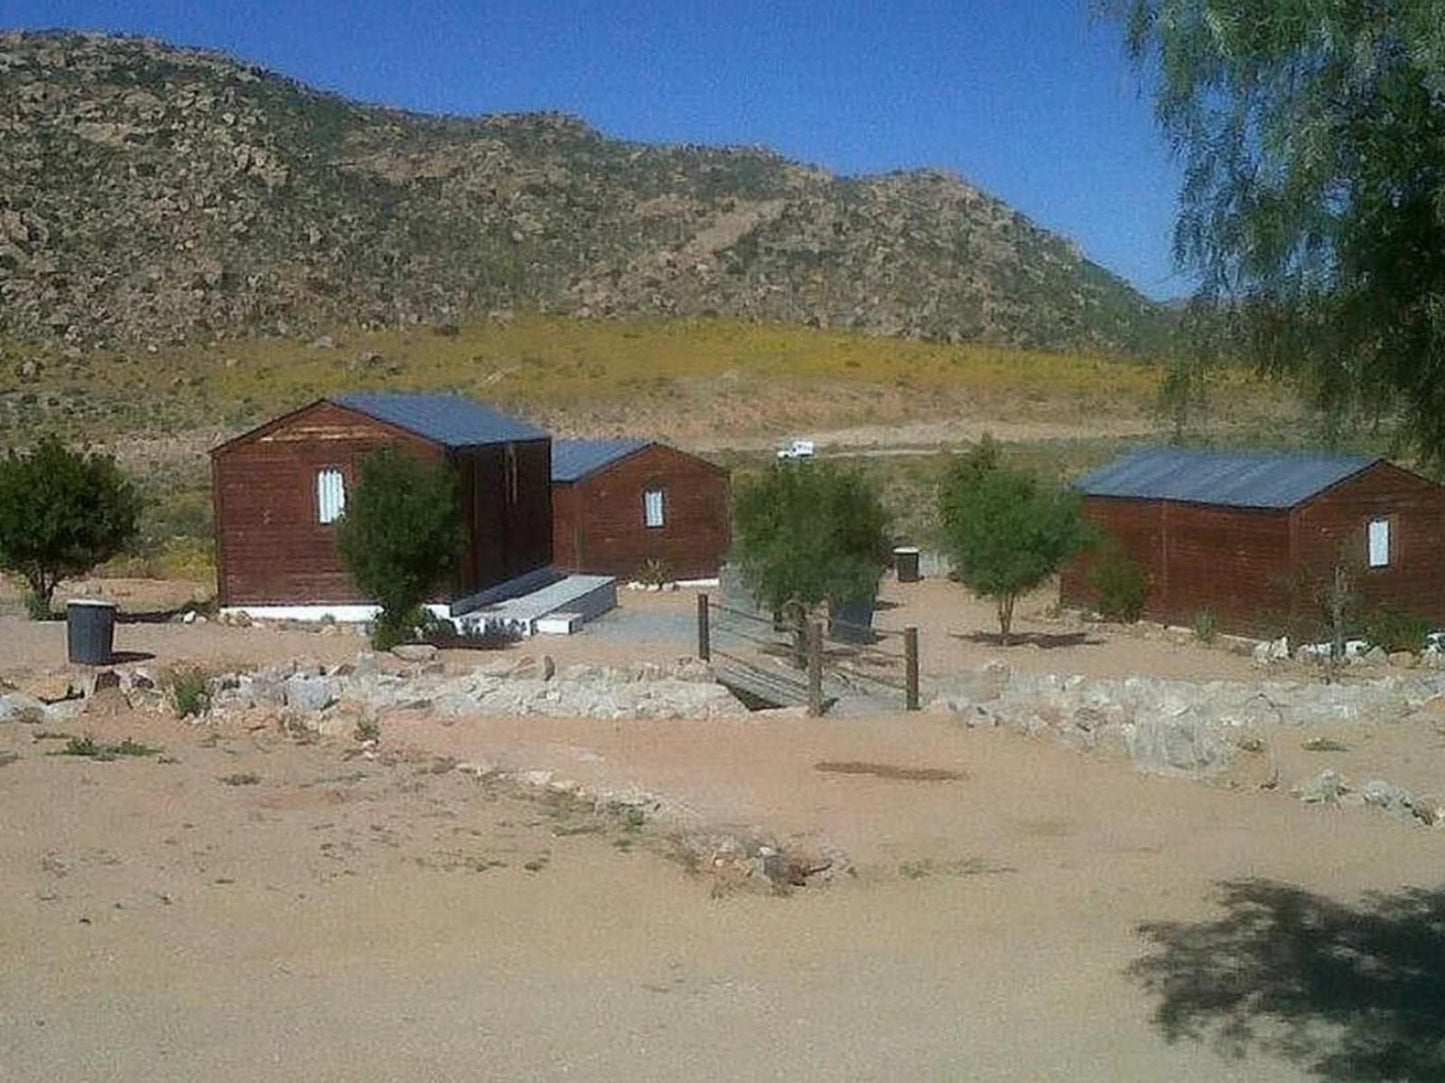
[211,393,552,616]
[551,439,730,580]
[1060,448,1445,636]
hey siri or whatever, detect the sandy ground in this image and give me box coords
[3,700,1442,1082]
[3,577,1443,1081]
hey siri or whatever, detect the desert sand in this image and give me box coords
[3,577,1443,1080]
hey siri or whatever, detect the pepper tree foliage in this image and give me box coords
[731,460,892,615]
[0,435,141,617]
[938,437,1090,645]
[334,446,465,650]
[1113,0,1445,465]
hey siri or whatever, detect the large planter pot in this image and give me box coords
[828,597,877,644]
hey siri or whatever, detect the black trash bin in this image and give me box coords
[893,546,921,583]
[67,600,117,665]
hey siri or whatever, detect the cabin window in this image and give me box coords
[1367,517,1391,568]
[643,488,665,528]
[317,468,346,524]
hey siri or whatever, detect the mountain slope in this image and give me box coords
[0,30,1169,355]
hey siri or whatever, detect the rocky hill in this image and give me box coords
[0,31,1170,356]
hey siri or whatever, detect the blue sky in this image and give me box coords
[8,1,1190,299]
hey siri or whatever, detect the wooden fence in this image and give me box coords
[697,594,919,716]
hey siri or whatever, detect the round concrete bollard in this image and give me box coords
[66,600,117,665]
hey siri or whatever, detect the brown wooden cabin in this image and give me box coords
[551,439,730,580]
[1060,448,1445,637]
[211,393,551,610]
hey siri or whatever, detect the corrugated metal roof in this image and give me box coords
[331,392,545,448]
[551,438,649,482]
[1075,448,1379,509]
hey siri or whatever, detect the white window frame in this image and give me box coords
[643,488,665,529]
[317,468,346,525]
[1367,517,1391,568]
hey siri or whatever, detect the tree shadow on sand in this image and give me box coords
[1130,878,1445,1081]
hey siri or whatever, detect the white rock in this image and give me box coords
[282,674,334,712]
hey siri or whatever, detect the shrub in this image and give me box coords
[1192,608,1219,644]
[366,603,446,652]
[638,557,672,588]
[334,448,465,650]
[0,436,141,616]
[1363,607,1430,654]
[55,735,160,761]
[731,460,892,615]
[1091,545,1149,623]
[167,667,211,719]
[938,437,1089,644]
[354,716,381,743]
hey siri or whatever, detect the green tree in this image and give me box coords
[731,460,892,616]
[1113,0,1445,464]
[334,447,465,650]
[0,436,141,618]
[939,444,1089,644]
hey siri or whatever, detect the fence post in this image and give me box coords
[904,625,920,711]
[791,597,807,670]
[807,620,824,717]
[696,593,710,662]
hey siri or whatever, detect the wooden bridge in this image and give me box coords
[712,658,836,712]
[700,594,918,716]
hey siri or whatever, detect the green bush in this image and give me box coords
[334,448,465,650]
[366,604,439,652]
[167,667,211,719]
[1192,608,1219,644]
[1363,607,1430,654]
[938,436,1089,644]
[1091,545,1149,623]
[638,557,672,588]
[56,735,160,761]
[0,435,141,616]
[731,460,892,615]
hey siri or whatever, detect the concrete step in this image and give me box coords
[458,574,616,637]
[448,566,564,616]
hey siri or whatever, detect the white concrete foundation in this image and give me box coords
[218,603,450,624]
[534,612,584,635]
[458,575,616,637]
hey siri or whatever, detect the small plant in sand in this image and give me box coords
[638,557,672,588]
[1192,609,1218,644]
[166,666,211,718]
[54,735,161,761]
[354,716,381,744]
